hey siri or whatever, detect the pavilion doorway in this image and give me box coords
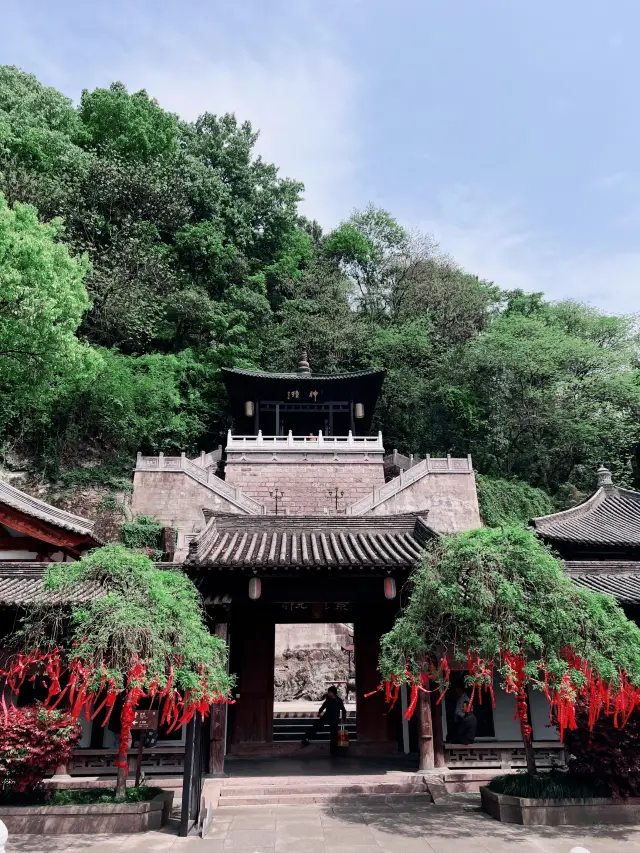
[272,622,356,747]
[224,602,403,764]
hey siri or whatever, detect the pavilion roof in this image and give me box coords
[222,367,386,382]
[186,513,434,570]
[531,476,640,548]
[0,479,99,540]
[565,561,640,604]
[0,564,101,606]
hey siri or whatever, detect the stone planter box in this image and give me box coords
[481,786,640,826]
[0,790,173,835]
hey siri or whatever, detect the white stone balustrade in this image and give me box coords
[226,430,385,453]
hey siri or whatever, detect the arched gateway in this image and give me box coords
[131,353,482,772]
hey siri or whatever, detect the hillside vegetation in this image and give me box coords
[1,66,639,521]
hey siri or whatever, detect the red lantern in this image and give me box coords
[249,577,261,600]
[384,577,396,600]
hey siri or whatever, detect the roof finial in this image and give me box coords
[597,465,613,488]
[298,349,311,374]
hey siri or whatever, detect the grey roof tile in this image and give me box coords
[187,514,434,569]
[0,479,97,538]
[532,486,640,547]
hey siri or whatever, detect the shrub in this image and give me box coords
[0,705,81,794]
[564,699,640,799]
[475,474,553,527]
[121,514,163,551]
[488,771,608,800]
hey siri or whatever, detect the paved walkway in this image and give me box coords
[6,800,640,852]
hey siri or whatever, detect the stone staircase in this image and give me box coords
[273,712,357,744]
[216,773,430,807]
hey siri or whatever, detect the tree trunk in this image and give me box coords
[431,693,446,769]
[115,728,129,798]
[418,691,435,771]
[516,690,537,775]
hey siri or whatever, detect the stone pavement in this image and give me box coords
[6,800,640,852]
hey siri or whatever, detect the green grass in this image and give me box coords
[488,772,609,800]
[0,785,161,807]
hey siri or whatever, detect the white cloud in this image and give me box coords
[116,35,359,226]
[420,186,640,314]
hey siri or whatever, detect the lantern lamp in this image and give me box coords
[248,577,262,600]
[354,403,365,419]
[244,401,255,418]
[384,577,396,600]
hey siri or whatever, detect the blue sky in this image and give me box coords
[3,0,640,311]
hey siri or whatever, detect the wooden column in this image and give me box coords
[418,691,435,771]
[209,622,228,775]
[354,616,397,748]
[431,692,446,769]
[231,612,275,746]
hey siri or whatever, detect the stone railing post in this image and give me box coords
[158,452,164,470]
[136,451,142,468]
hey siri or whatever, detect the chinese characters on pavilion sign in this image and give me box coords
[286,390,319,400]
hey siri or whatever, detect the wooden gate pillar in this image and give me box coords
[354,616,397,750]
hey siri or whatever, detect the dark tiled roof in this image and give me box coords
[0,564,101,605]
[566,561,640,604]
[0,480,98,539]
[221,367,386,382]
[532,486,640,547]
[187,514,433,569]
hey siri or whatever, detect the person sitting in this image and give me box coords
[454,701,477,744]
[301,685,347,755]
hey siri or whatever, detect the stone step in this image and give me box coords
[221,781,425,797]
[217,791,431,807]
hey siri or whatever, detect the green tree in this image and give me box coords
[8,545,232,797]
[0,192,98,439]
[380,526,640,772]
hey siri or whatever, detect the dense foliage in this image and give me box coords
[488,771,608,800]
[4,544,232,795]
[564,700,640,798]
[1,65,639,504]
[0,705,81,794]
[378,527,640,768]
[120,514,164,552]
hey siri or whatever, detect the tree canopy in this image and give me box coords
[378,526,640,770]
[1,64,639,506]
[2,545,232,795]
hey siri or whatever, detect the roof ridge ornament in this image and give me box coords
[597,465,614,489]
[297,349,311,374]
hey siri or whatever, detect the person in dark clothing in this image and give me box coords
[301,685,347,755]
[454,701,477,744]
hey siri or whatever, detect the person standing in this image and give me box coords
[301,685,347,755]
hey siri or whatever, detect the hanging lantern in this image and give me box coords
[354,403,365,419]
[244,401,255,418]
[248,577,262,600]
[384,577,396,600]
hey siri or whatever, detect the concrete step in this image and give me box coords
[217,791,431,807]
[221,781,425,797]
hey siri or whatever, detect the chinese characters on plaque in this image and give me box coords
[286,390,319,400]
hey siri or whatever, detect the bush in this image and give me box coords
[0,705,81,794]
[488,771,608,800]
[120,514,163,551]
[564,699,640,799]
[475,474,553,527]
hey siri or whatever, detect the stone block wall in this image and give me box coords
[365,470,482,533]
[131,471,247,554]
[225,460,384,515]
